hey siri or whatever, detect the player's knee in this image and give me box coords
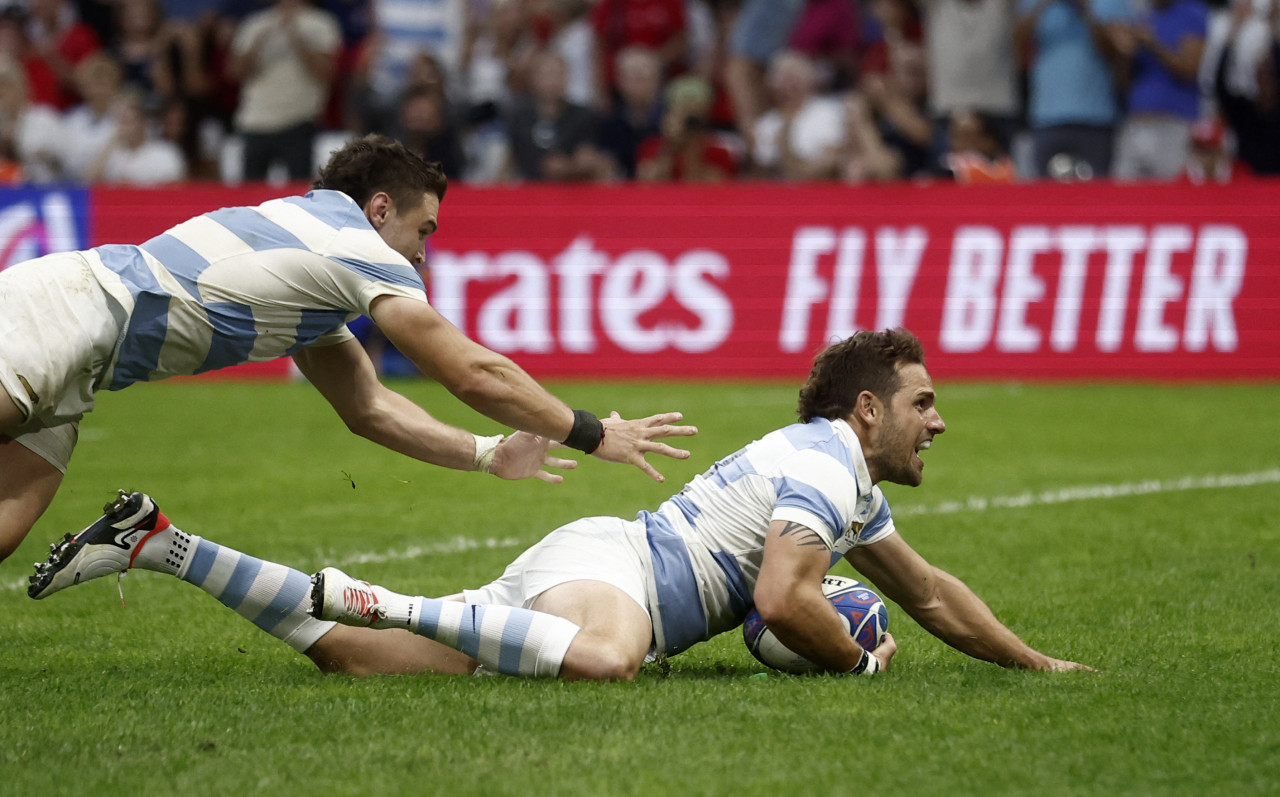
[0,519,35,562]
[564,646,642,682]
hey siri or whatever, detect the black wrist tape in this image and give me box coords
[564,409,604,454]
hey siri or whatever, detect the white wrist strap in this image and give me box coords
[472,434,505,474]
[851,649,882,676]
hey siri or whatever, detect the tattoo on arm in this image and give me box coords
[777,521,830,549]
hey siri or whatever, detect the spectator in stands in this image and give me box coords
[141,11,232,181]
[597,45,664,178]
[75,0,118,44]
[0,55,62,183]
[942,108,1018,183]
[108,0,166,100]
[684,0,719,80]
[1015,0,1136,180]
[635,73,737,181]
[454,0,535,183]
[786,0,863,92]
[751,50,846,179]
[686,0,741,133]
[1112,0,1209,180]
[148,15,218,109]
[363,0,468,124]
[228,0,341,181]
[592,0,688,90]
[533,0,600,109]
[58,51,124,180]
[722,0,804,150]
[916,0,1021,166]
[838,90,906,183]
[84,87,186,185]
[315,0,371,130]
[392,83,467,180]
[324,0,373,42]
[503,48,611,181]
[1209,0,1280,175]
[24,0,102,108]
[1181,116,1240,182]
[860,0,924,78]
[1200,0,1272,107]
[353,43,451,134]
[0,6,62,109]
[861,40,934,177]
[158,95,219,180]
[460,0,533,125]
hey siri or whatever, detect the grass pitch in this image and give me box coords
[1,377,1277,796]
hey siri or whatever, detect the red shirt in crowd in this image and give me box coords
[592,0,686,84]
[636,135,738,181]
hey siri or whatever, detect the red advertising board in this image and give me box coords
[90,180,1280,381]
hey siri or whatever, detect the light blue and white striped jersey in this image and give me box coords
[639,417,895,655]
[85,190,428,389]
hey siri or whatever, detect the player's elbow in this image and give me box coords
[445,363,517,410]
[335,405,379,439]
[332,395,393,442]
[752,587,800,630]
[446,370,494,407]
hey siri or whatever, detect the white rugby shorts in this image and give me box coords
[0,252,128,472]
[464,516,652,618]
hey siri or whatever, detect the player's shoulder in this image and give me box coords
[772,417,849,454]
[268,189,363,225]
[244,190,382,246]
[751,418,857,474]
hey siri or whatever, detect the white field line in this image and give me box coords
[893,467,1280,517]
[5,468,1279,594]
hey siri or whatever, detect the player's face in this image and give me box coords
[872,363,945,487]
[379,192,440,266]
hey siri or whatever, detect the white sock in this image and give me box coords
[135,526,334,652]
[370,587,580,678]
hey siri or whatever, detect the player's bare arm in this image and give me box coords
[371,295,697,481]
[294,337,479,471]
[845,533,1091,671]
[754,519,897,673]
[370,295,574,435]
[294,340,574,483]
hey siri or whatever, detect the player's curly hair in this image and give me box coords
[313,134,448,211]
[797,328,926,422]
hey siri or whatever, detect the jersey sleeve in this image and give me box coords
[767,449,863,549]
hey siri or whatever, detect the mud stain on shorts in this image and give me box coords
[16,374,39,404]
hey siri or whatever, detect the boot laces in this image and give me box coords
[343,582,387,623]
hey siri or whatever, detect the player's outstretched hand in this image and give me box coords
[1039,657,1095,672]
[593,411,698,482]
[873,632,898,672]
[491,432,579,483]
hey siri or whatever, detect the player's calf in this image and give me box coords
[310,567,582,678]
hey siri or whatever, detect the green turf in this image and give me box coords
[2,378,1278,796]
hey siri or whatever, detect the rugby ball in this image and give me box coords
[742,575,888,674]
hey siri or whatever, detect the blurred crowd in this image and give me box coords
[0,0,1276,188]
